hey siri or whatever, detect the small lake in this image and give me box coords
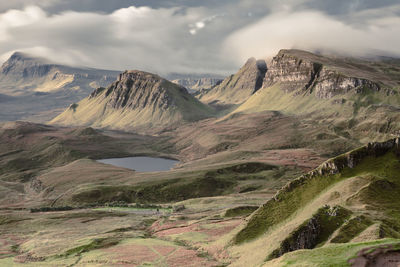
[97,156,179,172]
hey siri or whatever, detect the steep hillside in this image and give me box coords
[51,70,213,131]
[198,57,267,106]
[0,52,119,122]
[225,138,400,266]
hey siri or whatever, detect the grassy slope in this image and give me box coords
[233,83,400,143]
[46,161,289,206]
[226,143,400,266]
[267,239,400,267]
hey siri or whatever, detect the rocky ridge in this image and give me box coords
[198,57,267,105]
[262,50,386,98]
[51,70,212,130]
[276,137,400,197]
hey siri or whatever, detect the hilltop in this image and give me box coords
[51,70,213,131]
[198,57,267,106]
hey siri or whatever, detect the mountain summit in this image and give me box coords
[50,70,213,131]
[198,57,267,106]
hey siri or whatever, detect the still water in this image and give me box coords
[97,157,179,172]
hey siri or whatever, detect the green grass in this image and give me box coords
[224,206,259,217]
[57,237,121,257]
[69,162,277,205]
[93,207,172,213]
[71,174,237,204]
[234,147,400,244]
[271,239,400,267]
[267,206,352,260]
[331,216,373,243]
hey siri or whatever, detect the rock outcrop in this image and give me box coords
[268,205,351,260]
[50,70,213,131]
[198,57,267,105]
[263,50,384,98]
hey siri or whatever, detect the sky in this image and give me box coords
[0,0,399,76]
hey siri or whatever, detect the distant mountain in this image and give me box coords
[172,77,222,93]
[0,52,120,122]
[0,52,119,95]
[197,57,267,106]
[167,73,223,94]
[50,70,213,131]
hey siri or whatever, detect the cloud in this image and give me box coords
[223,6,400,64]
[0,5,235,75]
[0,1,399,76]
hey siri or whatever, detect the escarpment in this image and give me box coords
[263,49,385,98]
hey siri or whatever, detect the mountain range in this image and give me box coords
[1,48,400,266]
[0,52,120,122]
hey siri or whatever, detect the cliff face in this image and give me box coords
[51,70,213,131]
[263,50,384,98]
[263,52,322,93]
[92,71,175,111]
[198,57,267,105]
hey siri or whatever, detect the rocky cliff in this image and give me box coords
[262,49,387,98]
[198,57,267,105]
[50,70,213,131]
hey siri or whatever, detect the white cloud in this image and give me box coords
[0,5,234,75]
[0,2,399,77]
[223,7,400,64]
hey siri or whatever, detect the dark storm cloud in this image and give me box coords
[0,0,399,75]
